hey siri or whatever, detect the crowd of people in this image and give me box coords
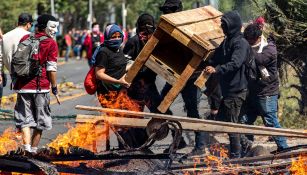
[0,0,288,159]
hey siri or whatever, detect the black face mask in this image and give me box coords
[221,21,228,36]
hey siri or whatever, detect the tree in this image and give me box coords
[0,0,42,33]
[264,0,307,114]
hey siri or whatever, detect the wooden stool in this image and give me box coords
[126,6,224,113]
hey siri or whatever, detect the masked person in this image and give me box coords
[84,22,104,66]
[204,11,250,158]
[158,0,207,156]
[241,23,288,152]
[13,14,59,153]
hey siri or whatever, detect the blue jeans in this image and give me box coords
[244,95,288,150]
[161,78,206,149]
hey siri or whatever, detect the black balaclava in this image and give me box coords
[136,13,155,35]
[159,0,183,14]
[221,10,242,38]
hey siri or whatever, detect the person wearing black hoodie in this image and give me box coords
[159,0,207,156]
[204,11,249,158]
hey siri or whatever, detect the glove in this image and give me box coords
[52,85,58,95]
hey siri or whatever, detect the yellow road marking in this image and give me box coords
[50,92,87,105]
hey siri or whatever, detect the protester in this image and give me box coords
[0,27,4,106]
[94,24,137,148]
[64,30,73,62]
[241,23,288,152]
[123,13,172,148]
[73,30,82,60]
[13,14,59,153]
[159,0,208,156]
[84,22,104,66]
[204,10,250,158]
[2,13,33,74]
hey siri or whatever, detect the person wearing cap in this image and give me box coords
[13,14,59,153]
[2,13,33,75]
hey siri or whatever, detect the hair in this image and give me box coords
[92,22,99,29]
[243,23,262,41]
[36,14,57,31]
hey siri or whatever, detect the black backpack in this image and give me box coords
[11,34,48,78]
[245,46,259,84]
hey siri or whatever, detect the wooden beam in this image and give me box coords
[75,106,307,138]
[125,29,163,83]
[144,55,179,85]
[194,71,210,88]
[157,53,208,113]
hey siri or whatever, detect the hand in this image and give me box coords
[205,66,216,74]
[119,74,130,88]
[51,85,58,95]
[0,75,2,85]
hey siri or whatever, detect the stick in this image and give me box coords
[170,149,307,170]
[75,105,307,138]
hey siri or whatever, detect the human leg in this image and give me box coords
[258,95,288,150]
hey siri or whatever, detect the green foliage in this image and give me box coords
[0,0,43,33]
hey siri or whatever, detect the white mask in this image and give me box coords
[45,20,59,38]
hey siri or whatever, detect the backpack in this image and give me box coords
[245,46,259,84]
[11,34,48,79]
[84,46,101,95]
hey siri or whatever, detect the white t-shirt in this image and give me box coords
[2,27,30,73]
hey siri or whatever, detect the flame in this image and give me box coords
[290,154,307,175]
[47,90,141,154]
[0,128,20,155]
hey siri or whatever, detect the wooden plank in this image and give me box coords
[74,108,307,138]
[144,55,178,85]
[161,6,223,27]
[194,71,210,88]
[158,20,206,57]
[125,29,163,83]
[157,53,206,113]
[178,19,221,37]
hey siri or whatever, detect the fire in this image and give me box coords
[98,90,141,112]
[290,154,307,175]
[47,123,101,154]
[0,128,20,155]
[48,90,141,154]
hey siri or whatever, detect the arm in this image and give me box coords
[215,40,248,75]
[47,71,57,87]
[95,66,129,87]
[254,42,277,66]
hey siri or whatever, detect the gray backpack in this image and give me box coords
[11,34,48,79]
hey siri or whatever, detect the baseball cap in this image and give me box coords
[18,13,33,25]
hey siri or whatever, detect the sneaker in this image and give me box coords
[180,147,206,160]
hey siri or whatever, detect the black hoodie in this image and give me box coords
[209,11,249,97]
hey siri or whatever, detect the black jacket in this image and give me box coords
[209,11,249,97]
[253,38,279,96]
[123,35,157,83]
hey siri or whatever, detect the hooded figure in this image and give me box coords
[159,0,183,14]
[205,11,250,159]
[103,24,124,50]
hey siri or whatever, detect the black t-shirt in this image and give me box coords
[95,47,127,80]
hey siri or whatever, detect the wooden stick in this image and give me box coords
[171,149,307,170]
[75,105,307,138]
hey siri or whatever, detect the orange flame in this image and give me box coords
[47,90,141,154]
[0,128,20,155]
[290,154,307,175]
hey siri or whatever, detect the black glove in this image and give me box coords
[52,85,58,95]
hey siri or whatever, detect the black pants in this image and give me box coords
[217,91,247,158]
[161,78,206,149]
